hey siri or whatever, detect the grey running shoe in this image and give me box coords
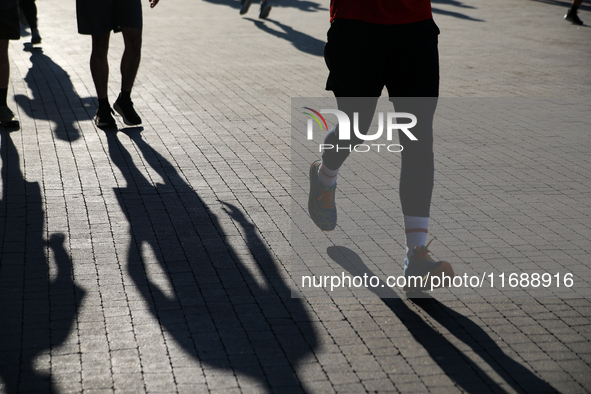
[565,10,584,25]
[308,160,337,231]
[259,1,272,19]
[403,239,454,292]
[0,106,19,128]
[240,0,253,14]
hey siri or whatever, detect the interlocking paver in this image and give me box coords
[1,0,591,393]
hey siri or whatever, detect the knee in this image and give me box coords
[90,50,108,64]
[91,36,110,63]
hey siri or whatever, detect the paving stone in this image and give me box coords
[0,0,590,392]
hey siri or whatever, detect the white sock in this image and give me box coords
[318,162,338,187]
[404,216,429,261]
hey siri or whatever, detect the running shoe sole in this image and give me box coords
[259,5,271,19]
[565,14,583,25]
[0,119,20,128]
[94,111,116,129]
[240,0,253,14]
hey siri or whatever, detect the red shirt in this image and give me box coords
[330,0,433,25]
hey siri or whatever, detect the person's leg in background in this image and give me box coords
[0,6,21,128]
[76,0,118,128]
[240,0,272,19]
[113,26,142,125]
[90,32,117,128]
[19,0,41,44]
[565,0,584,25]
[259,0,272,19]
[112,0,143,126]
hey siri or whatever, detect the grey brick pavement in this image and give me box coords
[1,0,590,393]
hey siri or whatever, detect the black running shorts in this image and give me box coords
[0,7,21,40]
[324,18,440,97]
[77,0,143,35]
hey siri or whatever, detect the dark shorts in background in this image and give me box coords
[77,0,143,35]
[0,7,21,40]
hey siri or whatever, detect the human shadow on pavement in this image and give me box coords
[270,0,326,12]
[432,8,484,22]
[0,129,85,393]
[426,0,485,21]
[327,246,557,394]
[251,19,324,56]
[15,47,95,142]
[432,7,484,21]
[432,0,477,9]
[203,0,326,13]
[105,128,317,393]
[232,0,481,22]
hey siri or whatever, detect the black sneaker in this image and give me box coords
[114,95,141,125]
[31,30,42,45]
[94,106,116,128]
[0,105,19,128]
[565,9,584,25]
[240,0,253,15]
[259,0,271,19]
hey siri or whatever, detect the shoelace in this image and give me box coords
[317,189,335,209]
[412,237,437,263]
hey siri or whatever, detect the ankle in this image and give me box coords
[98,98,110,110]
[318,163,338,187]
[118,91,131,102]
[404,215,429,261]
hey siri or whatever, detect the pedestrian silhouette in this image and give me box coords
[0,128,85,393]
[15,47,95,142]
[104,128,318,392]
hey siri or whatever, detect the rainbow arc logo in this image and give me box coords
[303,107,328,131]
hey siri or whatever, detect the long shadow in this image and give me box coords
[432,0,475,8]
[251,19,325,56]
[105,129,317,393]
[202,0,326,13]
[0,128,85,393]
[202,0,241,10]
[208,0,480,23]
[432,7,485,21]
[268,0,327,12]
[15,47,95,142]
[429,0,485,21]
[327,246,558,394]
